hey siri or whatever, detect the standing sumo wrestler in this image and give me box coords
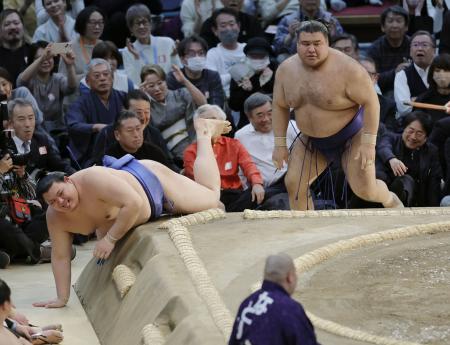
[272,20,403,210]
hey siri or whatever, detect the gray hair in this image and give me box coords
[7,98,34,120]
[263,253,295,285]
[87,58,111,74]
[244,92,272,116]
[126,4,152,29]
[193,104,227,121]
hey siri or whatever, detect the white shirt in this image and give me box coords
[121,35,181,86]
[206,43,246,97]
[13,136,31,154]
[180,0,223,37]
[235,120,299,187]
[258,0,299,24]
[394,63,429,116]
[32,15,77,43]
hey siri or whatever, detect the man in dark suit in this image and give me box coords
[8,98,76,176]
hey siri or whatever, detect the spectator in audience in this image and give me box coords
[235,93,299,210]
[35,0,84,26]
[104,110,171,167]
[403,0,444,36]
[184,104,265,212]
[0,9,30,87]
[32,0,77,43]
[206,8,247,98]
[167,35,225,108]
[17,41,77,135]
[140,64,206,166]
[122,4,180,86]
[359,56,398,132]
[229,254,319,345]
[66,59,126,167]
[439,11,450,55]
[367,6,411,95]
[3,0,38,39]
[376,111,442,206]
[273,0,344,61]
[229,37,277,131]
[58,6,105,86]
[91,89,177,170]
[394,30,435,117]
[200,0,264,50]
[331,33,359,60]
[257,0,299,26]
[81,40,135,94]
[180,0,223,37]
[84,0,162,49]
[7,98,75,176]
[416,53,450,123]
[0,67,44,126]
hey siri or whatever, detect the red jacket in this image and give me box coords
[183,136,263,190]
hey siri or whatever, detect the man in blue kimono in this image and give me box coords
[66,58,126,167]
[229,253,319,345]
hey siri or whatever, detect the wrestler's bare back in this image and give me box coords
[276,49,364,137]
[47,166,151,237]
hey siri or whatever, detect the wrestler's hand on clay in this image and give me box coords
[272,146,288,170]
[93,237,115,260]
[354,143,376,170]
[251,183,265,205]
[33,298,67,308]
[389,158,407,176]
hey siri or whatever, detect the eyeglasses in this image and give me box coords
[411,42,433,48]
[405,126,426,139]
[133,19,150,28]
[87,20,104,27]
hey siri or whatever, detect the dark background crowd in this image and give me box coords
[0,0,450,269]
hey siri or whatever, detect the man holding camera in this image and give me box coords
[0,98,75,268]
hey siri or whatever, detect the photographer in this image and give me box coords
[0,99,75,268]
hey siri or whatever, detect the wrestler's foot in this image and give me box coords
[383,192,404,208]
[194,118,232,138]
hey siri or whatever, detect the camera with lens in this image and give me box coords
[0,95,30,167]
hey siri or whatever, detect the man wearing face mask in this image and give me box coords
[200,0,264,51]
[166,35,225,108]
[229,37,277,131]
[206,8,246,98]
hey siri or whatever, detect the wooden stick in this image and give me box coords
[403,100,448,112]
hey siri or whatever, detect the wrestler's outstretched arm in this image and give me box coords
[345,62,381,170]
[33,210,73,308]
[85,168,143,260]
[272,64,291,169]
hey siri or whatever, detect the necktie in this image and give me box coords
[22,141,30,154]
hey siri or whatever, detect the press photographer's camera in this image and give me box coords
[0,95,30,167]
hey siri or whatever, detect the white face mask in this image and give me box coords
[186,56,206,72]
[248,57,270,71]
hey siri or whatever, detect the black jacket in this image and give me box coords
[376,133,442,206]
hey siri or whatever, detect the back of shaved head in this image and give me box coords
[264,253,295,284]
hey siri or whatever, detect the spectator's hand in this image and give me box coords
[194,0,202,16]
[171,40,180,56]
[15,324,32,341]
[93,237,114,260]
[445,101,450,114]
[126,38,139,60]
[0,154,13,174]
[389,158,408,176]
[288,20,301,38]
[33,298,67,308]
[11,310,29,325]
[395,60,411,73]
[436,0,444,8]
[92,123,107,133]
[272,146,288,170]
[172,64,186,85]
[251,184,265,204]
[354,143,376,170]
[61,49,76,65]
[13,165,26,178]
[239,77,253,91]
[41,44,55,61]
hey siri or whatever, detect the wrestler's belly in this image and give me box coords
[294,105,360,138]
